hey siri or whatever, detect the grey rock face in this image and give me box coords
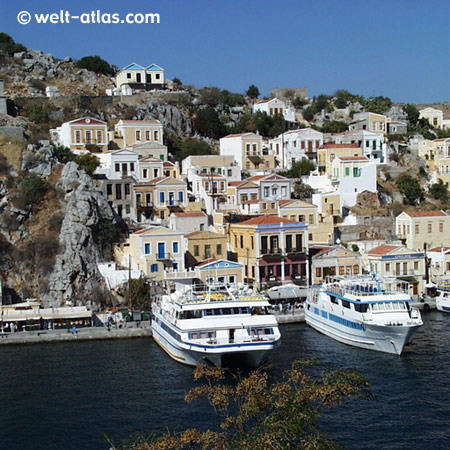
[21,142,58,176]
[42,162,115,306]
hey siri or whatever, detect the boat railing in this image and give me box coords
[324,281,409,298]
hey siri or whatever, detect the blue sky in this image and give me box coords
[1,0,449,104]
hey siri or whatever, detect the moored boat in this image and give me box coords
[304,277,423,355]
[151,283,281,367]
[435,287,450,313]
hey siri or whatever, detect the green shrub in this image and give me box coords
[75,55,114,75]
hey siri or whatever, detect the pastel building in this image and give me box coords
[115,63,164,90]
[113,119,163,148]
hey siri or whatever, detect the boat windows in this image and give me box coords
[398,302,407,310]
[248,327,273,336]
[189,331,216,339]
[251,307,266,315]
[204,309,215,316]
[330,296,339,305]
[354,303,369,313]
[385,302,393,310]
[342,300,351,309]
[180,310,203,319]
[221,308,233,315]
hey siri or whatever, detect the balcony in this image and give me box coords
[261,247,282,256]
[285,247,304,255]
[156,252,174,261]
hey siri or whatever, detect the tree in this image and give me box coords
[124,278,152,311]
[172,77,182,86]
[429,179,449,203]
[361,96,392,115]
[193,107,228,139]
[13,173,49,210]
[281,159,316,179]
[320,121,349,134]
[0,33,26,55]
[95,219,123,260]
[302,106,315,122]
[246,85,260,99]
[112,360,372,450]
[73,153,100,175]
[174,138,215,163]
[199,87,223,107]
[395,174,423,205]
[404,104,420,126]
[75,55,115,75]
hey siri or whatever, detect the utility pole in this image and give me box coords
[128,255,132,313]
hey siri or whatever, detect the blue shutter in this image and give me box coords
[144,243,150,254]
[160,191,165,203]
[178,191,183,202]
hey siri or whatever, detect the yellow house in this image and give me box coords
[52,117,109,152]
[115,63,164,89]
[317,143,362,176]
[163,161,180,179]
[417,139,438,169]
[134,176,188,221]
[113,119,163,148]
[279,199,334,245]
[219,132,276,171]
[435,156,450,186]
[350,112,387,135]
[396,210,450,251]
[366,245,425,295]
[311,245,362,284]
[138,156,164,182]
[185,231,228,267]
[120,226,185,281]
[419,107,443,129]
[312,192,342,226]
[229,216,308,286]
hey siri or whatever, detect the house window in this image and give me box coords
[264,187,269,197]
[160,192,165,203]
[125,184,130,196]
[126,72,131,79]
[316,267,322,278]
[96,130,103,144]
[428,223,432,234]
[106,184,112,196]
[150,264,158,272]
[173,263,178,271]
[439,222,444,232]
[194,245,199,257]
[154,131,159,141]
[143,168,148,179]
[205,245,211,259]
[415,224,419,234]
[136,130,141,141]
[115,184,122,200]
[240,235,243,248]
[414,261,419,271]
[145,130,151,141]
[216,244,222,255]
[200,224,205,231]
[115,163,120,172]
[85,130,92,144]
[345,167,350,176]
[339,266,345,275]
[125,204,130,214]
[385,263,390,273]
[309,214,314,225]
[155,73,160,80]
[75,130,81,144]
[173,242,179,254]
[144,243,151,254]
[353,265,359,274]
[178,191,184,202]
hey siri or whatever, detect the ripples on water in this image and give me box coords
[1,312,449,450]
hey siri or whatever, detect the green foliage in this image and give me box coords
[221,90,246,107]
[294,181,314,199]
[319,120,349,134]
[14,173,49,209]
[292,96,308,109]
[54,146,75,164]
[193,107,228,139]
[113,360,372,450]
[418,166,429,179]
[172,77,182,86]
[302,106,315,121]
[429,179,449,203]
[75,55,114,75]
[73,153,100,175]
[395,174,423,205]
[434,128,450,139]
[333,89,364,109]
[246,84,260,99]
[95,219,122,260]
[404,104,419,125]
[199,87,223,107]
[352,244,360,253]
[24,104,50,124]
[170,137,215,163]
[280,158,316,179]
[0,33,26,55]
[233,111,286,138]
[361,96,392,115]
[312,94,332,114]
[124,278,152,311]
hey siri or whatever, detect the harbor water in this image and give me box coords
[1,310,449,449]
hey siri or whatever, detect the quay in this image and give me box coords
[0,321,152,346]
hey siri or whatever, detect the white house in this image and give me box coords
[95,149,139,180]
[114,119,163,147]
[182,155,241,183]
[333,130,385,163]
[252,97,296,122]
[269,128,324,168]
[115,63,164,90]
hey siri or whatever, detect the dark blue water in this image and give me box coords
[1,311,449,450]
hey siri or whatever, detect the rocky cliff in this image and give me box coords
[42,162,116,307]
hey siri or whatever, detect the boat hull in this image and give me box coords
[305,308,421,355]
[152,320,280,368]
[436,298,450,313]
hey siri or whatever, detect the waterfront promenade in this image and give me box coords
[0,321,153,345]
[0,311,305,346]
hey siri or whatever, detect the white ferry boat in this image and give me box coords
[305,277,423,355]
[435,287,450,313]
[151,284,281,367]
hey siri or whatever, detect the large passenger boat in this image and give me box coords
[435,287,450,313]
[151,284,281,367]
[305,277,423,355]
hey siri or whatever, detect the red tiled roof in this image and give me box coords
[255,99,272,104]
[134,227,155,235]
[149,176,168,184]
[237,216,298,226]
[368,245,400,256]
[278,200,294,206]
[319,143,359,149]
[247,175,266,182]
[405,211,447,218]
[338,156,369,161]
[197,258,218,267]
[429,246,450,252]
[228,181,244,187]
[174,212,206,218]
[163,161,176,167]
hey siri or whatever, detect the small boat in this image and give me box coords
[435,287,450,313]
[304,276,423,355]
[151,283,281,367]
